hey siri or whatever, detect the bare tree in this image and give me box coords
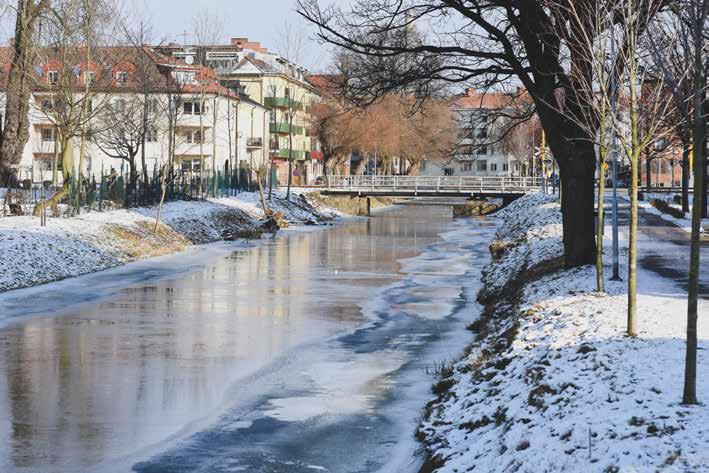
[0,0,50,185]
[190,10,224,196]
[683,0,708,405]
[32,0,119,215]
[297,0,668,268]
[92,95,154,202]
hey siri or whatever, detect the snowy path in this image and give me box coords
[419,194,709,473]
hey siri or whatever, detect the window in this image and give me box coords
[84,71,95,85]
[40,99,53,111]
[477,145,488,155]
[462,162,473,172]
[174,71,195,84]
[48,71,59,85]
[149,99,159,114]
[490,163,498,171]
[444,167,454,176]
[421,159,427,171]
[183,129,204,144]
[116,71,129,85]
[181,158,201,173]
[41,127,55,142]
[476,160,488,172]
[114,99,126,112]
[503,163,509,171]
[284,87,291,97]
[183,101,203,115]
[146,128,158,142]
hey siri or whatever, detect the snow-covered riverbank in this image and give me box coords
[418,194,709,472]
[0,189,342,293]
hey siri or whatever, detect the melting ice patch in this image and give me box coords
[392,301,457,320]
[262,350,408,422]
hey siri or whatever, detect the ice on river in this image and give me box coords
[0,205,497,473]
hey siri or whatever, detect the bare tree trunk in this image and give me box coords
[141,97,149,204]
[52,127,60,186]
[682,145,690,212]
[286,119,293,201]
[596,157,606,293]
[257,167,271,216]
[154,163,169,233]
[33,137,74,216]
[627,153,639,336]
[0,0,49,184]
[683,0,706,404]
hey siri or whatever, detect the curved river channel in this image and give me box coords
[0,204,495,473]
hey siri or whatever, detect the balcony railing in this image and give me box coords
[270,122,303,135]
[246,137,263,148]
[264,97,303,110]
[272,149,305,159]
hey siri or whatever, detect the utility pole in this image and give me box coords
[610,19,621,281]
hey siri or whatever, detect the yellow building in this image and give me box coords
[159,38,324,186]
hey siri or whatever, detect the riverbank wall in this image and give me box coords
[0,189,343,294]
[417,193,709,472]
[305,192,399,215]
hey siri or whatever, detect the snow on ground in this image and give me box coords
[418,193,709,472]
[0,190,340,293]
[477,193,563,302]
[640,192,708,233]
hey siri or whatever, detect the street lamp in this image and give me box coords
[610,19,621,281]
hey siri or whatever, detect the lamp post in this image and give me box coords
[610,19,621,281]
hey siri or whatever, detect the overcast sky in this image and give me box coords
[141,0,330,71]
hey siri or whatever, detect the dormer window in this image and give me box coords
[174,71,195,85]
[116,71,128,85]
[48,71,58,85]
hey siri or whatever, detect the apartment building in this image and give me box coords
[158,38,324,186]
[421,88,519,177]
[1,47,268,185]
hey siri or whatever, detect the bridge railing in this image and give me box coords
[325,175,543,192]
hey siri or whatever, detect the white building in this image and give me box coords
[420,88,520,177]
[157,38,324,186]
[2,47,268,185]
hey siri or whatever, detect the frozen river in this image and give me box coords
[0,204,495,473]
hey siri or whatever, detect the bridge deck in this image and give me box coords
[320,175,544,198]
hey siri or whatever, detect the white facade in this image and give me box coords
[420,89,519,178]
[9,91,268,184]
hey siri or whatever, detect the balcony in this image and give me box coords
[272,149,305,159]
[246,137,263,148]
[264,96,303,110]
[270,122,303,135]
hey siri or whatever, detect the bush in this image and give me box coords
[650,199,685,219]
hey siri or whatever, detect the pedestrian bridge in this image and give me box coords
[320,175,544,200]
